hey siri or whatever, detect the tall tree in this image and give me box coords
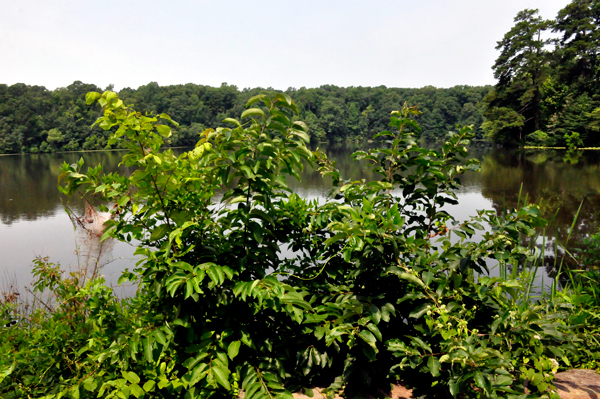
[483,9,552,143]
[553,0,600,94]
[547,0,600,145]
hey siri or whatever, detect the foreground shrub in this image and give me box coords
[1,91,599,399]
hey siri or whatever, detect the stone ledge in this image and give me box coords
[239,384,414,399]
[239,371,600,399]
[555,369,600,399]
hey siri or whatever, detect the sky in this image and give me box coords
[1,0,571,92]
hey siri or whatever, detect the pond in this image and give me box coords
[1,145,599,295]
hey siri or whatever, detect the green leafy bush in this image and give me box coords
[577,229,600,269]
[525,130,553,146]
[564,132,584,150]
[2,91,599,399]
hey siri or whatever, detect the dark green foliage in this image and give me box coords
[0,81,110,154]
[483,9,551,143]
[0,82,490,154]
[576,228,600,267]
[2,92,599,399]
[0,257,140,399]
[484,0,600,147]
[483,9,552,144]
[553,0,600,96]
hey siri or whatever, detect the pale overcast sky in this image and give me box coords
[1,0,570,91]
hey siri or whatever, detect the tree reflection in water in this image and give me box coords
[0,146,598,290]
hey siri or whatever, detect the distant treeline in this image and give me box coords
[0,81,491,154]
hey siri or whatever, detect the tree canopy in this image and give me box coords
[0,82,490,154]
[483,0,600,147]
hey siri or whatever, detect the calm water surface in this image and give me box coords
[1,146,599,293]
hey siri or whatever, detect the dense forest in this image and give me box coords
[483,0,600,147]
[0,82,490,154]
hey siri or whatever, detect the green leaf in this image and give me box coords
[223,118,241,127]
[241,108,265,119]
[150,224,169,241]
[449,380,458,397]
[83,377,98,392]
[369,304,381,324]
[0,361,15,384]
[532,372,543,386]
[122,371,141,384]
[130,383,144,398]
[85,92,101,105]
[427,356,441,376]
[143,337,153,363]
[422,271,434,286]
[228,341,241,360]
[245,382,262,399]
[393,271,426,288]
[358,330,378,351]
[185,279,194,299]
[212,364,231,390]
[275,92,293,106]
[159,113,179,126]
[380,303,395,322]
[69,384,80,399]
[174,261,194,272]
[292,120,308,131]
[188,363,208,387]
[495,375,513,386]
[156,125,172,137]
[408,336,432,352]
[249,222,263,243]
[239,165,256,179]
[207,265,225,285]
[227,195,247,205]
[409,303,429,319]
[143,380,156,392]
[117,195,130,207]
[474,371,490,394]
[246,94,266,108]
[366,323,382,341]
[154,329,167,345]
[292,131,310,143]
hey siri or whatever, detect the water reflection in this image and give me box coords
[0,151,127,225]
[478,149,600,250]
[0,151,137,296]
[0,146,598,292]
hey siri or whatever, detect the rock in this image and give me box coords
[238,383,414,399]
[385,384,414,399]
[287,387,343,399]
[293,384,413,399]
[555,369,600,399]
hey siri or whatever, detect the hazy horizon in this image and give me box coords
[2,1,571,92]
